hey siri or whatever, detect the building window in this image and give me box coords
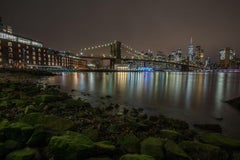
[0,52,2,56]
[18,49,21,53]
[18,44,21,47]
[26,46,29,49]
[0,58,2,62]
[8,42,12,46]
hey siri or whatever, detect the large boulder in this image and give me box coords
[120,154,155,160]
[197,132,240,150]
[140,137,165,159]
[118,134,140,153]
[179,140,228,160]
[164,140,191,160]
[5,147,40,160]
[48,131,94,160]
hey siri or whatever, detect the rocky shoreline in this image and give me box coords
[0,71,240,160]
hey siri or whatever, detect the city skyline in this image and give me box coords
[1,0,240,60]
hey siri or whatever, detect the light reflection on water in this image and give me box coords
[43,72,240,137]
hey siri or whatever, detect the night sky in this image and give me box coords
[1,0,240,60]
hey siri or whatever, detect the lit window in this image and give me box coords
[33,61,36,65]
[19,60,21,63]
[0,58,2,62]
[18,49,21,53]
[8,42,12,46]
[18,44,21,47]
[26,46,29,49]
[26,51,29,54]
[0,52,2,56]
[38,48,41,52]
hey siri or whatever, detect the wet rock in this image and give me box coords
[164,140,191,160]
[193,124,222,133]
[82,127,99,142]
[120,154,155,160]
[159,129,183,142]
[105,95,112,98]
[225,96,240,110]
[94,141,116,155]
[48,131,94,160]
[26,127,54,147]
[179,140,228,160]
[5,147,40,160]
[24,105,39,114]
[21,113,74,131]
[118,134,140,153]
[197,132,240,150]
[149,116,159,122]
[140,137,165,159]
[4,122,34,144]
[86,157,112,160]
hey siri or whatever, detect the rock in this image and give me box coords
[4,122,34,144]
[26,127,53,147]
[149,116,159,122]
[118,134,140,153]
[21,113,74,131]
[164,140,191,160]
[4,140,21,151]
[82,127,99,142]
[94,141,116,155]
[120,154,155,160]
[48,131,94,160]
[105,95,112,98]
[33,94,65,104]
[225,96,240,110]
[193,124,222,133]
[197,132,240,150]
[85,158,112,160]
[159,129,183,142]
[5,147,40,160]
[0,119,9,141]
[140,137,165,159]
[179,140,229,160]
[24,105,39,114]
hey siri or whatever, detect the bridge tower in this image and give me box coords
[110,41,121,69]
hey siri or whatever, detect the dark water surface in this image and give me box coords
[41,72,240,137]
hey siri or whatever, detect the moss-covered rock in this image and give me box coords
[82,127,99,142]
[21,113,74,131]
[179,140,228,160]
[159,129,183,142]
[5,147,40,160]
[197,132,240,150]
[85,158,112,160]
[94,141,116,155]
[118,134,140,153]
[33,94,65,104]
[140,137,165,159]
[4,140,21,151]
[48,131,94,160]
[164,140,191,160]
[120,154,155,160]
[24,105,39,114]
[26,127,54,147]
[0,119,9,140]
[4,122,34,144]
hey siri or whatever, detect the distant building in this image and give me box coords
[0,19,86,69]
[194,45,204,64]
[219,47,236,68]
[188,37,194,61]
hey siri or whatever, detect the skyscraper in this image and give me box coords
[188,37,194,61]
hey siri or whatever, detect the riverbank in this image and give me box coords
[0,72,240,160]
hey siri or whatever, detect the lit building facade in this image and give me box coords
[219,47,236,68]
[0,19,86,69]
[188,37,194,61]
[194,46,204,65]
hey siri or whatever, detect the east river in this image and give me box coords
[41,72,240,137]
